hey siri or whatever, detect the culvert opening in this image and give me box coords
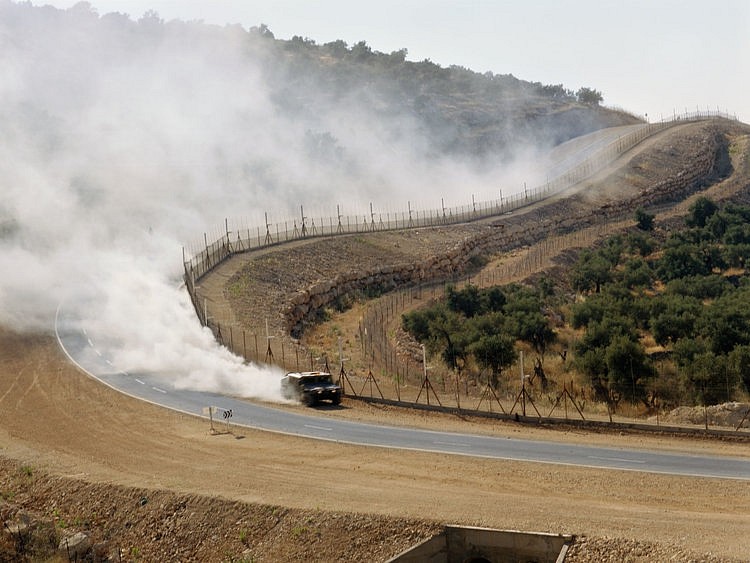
[388,526,574,563]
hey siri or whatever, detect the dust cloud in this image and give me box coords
[0,2,546,401]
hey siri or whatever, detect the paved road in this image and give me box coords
[55,307,750,481]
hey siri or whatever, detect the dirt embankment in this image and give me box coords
[2,120,750,562]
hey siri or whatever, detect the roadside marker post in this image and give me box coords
[203,406,233,434]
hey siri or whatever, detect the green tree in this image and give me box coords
[576,315,636,353]
[446,284,482,317]
[539,83,573,99]
[513,311,555,358]
[649,294,701,345]
[620,257,653,289]
[482,286,506,312]
[537,275,556,298]
[664,274,729,300]
[686,196,718,228]
[574,315,639,412]
[571,250,612,293]
[350,40,372,61]
[576,86,603,105]
[723,223,750,245]
[499,286,555,355]
[706,211,729,239]
[682,352,731,406]
[570,295,607,328]
[389,48,408,63]
[626,232,655,257]
[728,345,750,393]
[605,335,655,404]
[575,283,649,329]
[698,295,750,355]
[723,242,750,269]
[440,326,471,375]
[724,202,750,223]
[414,306,468,373]
[250,23,275,39]
[698,241,726,272]
[672,338,737,403]
[402,308,436,342]
[575,348,610,402]
[469,334,517,388]
[672,336,709,367]
[635,208,655,231]
[656,244,710,280]
[600,236,624,267]
[323,39,348,56]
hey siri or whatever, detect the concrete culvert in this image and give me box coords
[387,526,573,562]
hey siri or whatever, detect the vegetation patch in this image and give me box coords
[402,198,750,416]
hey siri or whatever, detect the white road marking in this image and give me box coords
[95,349,102,357]
[588,455,646,464]
[304,424,332,432]
[434,441,469,447]
[152,386,167,394]
[134,378,145,385]
[87,338,93,347]
[105,359,112,365]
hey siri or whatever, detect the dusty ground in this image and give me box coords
[2,120,750,562]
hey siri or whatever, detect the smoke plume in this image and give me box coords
[0,2,544,401]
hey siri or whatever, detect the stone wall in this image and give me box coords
[283,231,498,336]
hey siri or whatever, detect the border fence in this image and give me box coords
[182,111,750,434]
[183,110,737,291]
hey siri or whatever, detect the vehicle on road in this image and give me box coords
[281,371,342,406]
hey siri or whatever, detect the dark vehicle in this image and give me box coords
[280,371,342,406]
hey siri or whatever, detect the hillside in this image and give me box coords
[0,0,639,172]
[0,108,748,563]
[1,3,749,561]
[262,32,641,159]
[211,120,748,355]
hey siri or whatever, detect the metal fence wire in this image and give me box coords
[182,111,750,433]
[183,111,737,285]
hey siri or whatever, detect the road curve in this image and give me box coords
[55,307,750,481]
